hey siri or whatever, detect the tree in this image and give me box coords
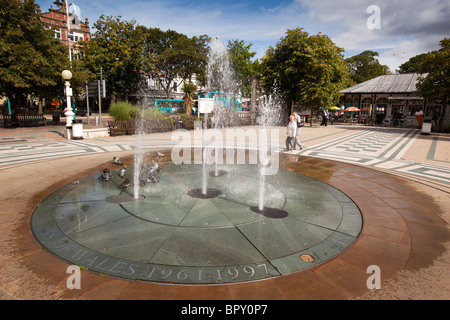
[0,0,69,111]
[178,35,210,83]
[416,38,450,132]
[398,53,429,74]
[227,39,261,97]
[261,28,351,121]
[80,15,147,105]
[141,28,209,98]
[182,81,197,115]
[345,50,390,84]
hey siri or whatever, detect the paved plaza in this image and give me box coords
[0,122,449,300]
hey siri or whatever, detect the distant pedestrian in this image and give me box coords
[174,115,186,129]
[286,115,297,151]
[293,112,304,150]
[320,109,328,126]
[432,113,438,129]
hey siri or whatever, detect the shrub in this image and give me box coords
[142,107,166,120]
[109,102,138,121]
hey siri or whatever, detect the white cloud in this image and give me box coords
[37,0,448,71]
[295,0,448,71]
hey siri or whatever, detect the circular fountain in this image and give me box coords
[31,153,362,284]
[30,38,362,285]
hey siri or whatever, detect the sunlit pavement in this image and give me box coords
[0,123,449,300]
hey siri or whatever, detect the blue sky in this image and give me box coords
[36,0,449,72]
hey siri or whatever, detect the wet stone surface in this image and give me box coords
[31,163,363,284]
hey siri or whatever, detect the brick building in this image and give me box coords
[40,1,91,60]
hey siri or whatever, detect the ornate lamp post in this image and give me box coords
[62,69,74,138]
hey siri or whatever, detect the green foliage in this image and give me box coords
[140,28,209,98]
[141,107,166,120]
[109,102,138,120]
[345,50,390,83]
[110,102,168,121]
[398,53,429,74]
[0,0,70,110]
[84,23,209,101]
[416,38,449,101]
[262,28,351,111]
[227,39,261,97]
[416,38,450,131]
[80,16,148,102]
[182,81,197,115]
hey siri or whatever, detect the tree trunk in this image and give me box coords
[110,94,117,106]
[438,96,448,132]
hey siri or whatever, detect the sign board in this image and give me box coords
[198,98,214,114]
[87,80,106,98]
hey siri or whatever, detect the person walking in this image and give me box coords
[320,109,329,126]
[286,115,297,151]
[293,112,304,150]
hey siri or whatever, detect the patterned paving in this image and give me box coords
[297,128,450,185]
[0,140,133,166]
[0,127,449,185]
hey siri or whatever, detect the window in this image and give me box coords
[408,99,425,116]
[361,97,372,116]
[68,32,84,42]
[345,97,352,107]
[391,99,406,116]
[376,98,388,114]
[352,97,359,108]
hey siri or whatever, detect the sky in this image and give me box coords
[36,0,450,73]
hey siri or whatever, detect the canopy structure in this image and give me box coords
[340,73,426,94]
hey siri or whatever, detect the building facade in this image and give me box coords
[340,73,448,128]
[40,1,91,60]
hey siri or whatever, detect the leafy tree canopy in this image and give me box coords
[82,20,210,101]
[398,53,429,74]
[345,50,390,84]
[227,39,261,97]
[416,38,450,131]
[261,28,351,113]
[140,27,209,98]
[80,15,147,103]
[0,0,69,110]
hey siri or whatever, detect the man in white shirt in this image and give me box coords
[286,115,297,151]
[292,112,304,150]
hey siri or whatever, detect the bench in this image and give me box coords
[18,114,47,126]
[107,120,138,136]
[3,113,46,128]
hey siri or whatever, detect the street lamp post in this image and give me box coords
[62,69,74,139]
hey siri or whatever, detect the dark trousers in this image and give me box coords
[286,137,294,150]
